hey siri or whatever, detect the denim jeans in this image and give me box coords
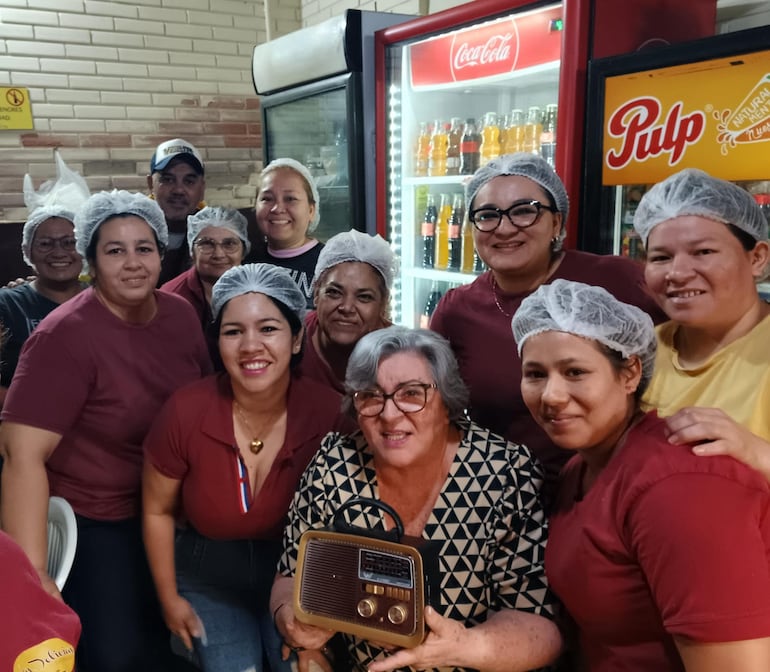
[175,527,294,672]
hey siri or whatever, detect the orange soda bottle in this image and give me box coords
[505,109,525,153]
[522,106,542,155]
[445,117,462,176]
[414,121,430,176]
[428,119,448,177]
[434,193,452,270]
[479,112,501,166]
[461,219,475,273]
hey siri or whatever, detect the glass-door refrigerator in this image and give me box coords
[252,9,412,242]
[376,0,589,328]
[581,23,770,266]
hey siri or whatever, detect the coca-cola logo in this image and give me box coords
[606,97,705,169]
[453,34,514,71]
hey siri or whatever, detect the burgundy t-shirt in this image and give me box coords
[430,250,665,500]
[3,288,212,520]
[548,412,770,670]
[295,311,345,394]
[144,373,354,540]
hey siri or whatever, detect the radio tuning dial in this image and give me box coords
[357,597,378,618]
[387,604,408,625]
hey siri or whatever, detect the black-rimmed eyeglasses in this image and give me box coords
[353,382,437,417]
[469,200,557,232]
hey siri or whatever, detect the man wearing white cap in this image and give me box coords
[147,138,207,286]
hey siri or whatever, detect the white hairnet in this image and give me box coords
[512,279,657,391]
[187,206,251,255]
[261,158,321,232]
[74,190,168,262]
[312,229,397,292]
[465,152,569,247]
[22,151,90,266]
[21,205,77,267]
[211,263,307,323]
[633,168,768,245]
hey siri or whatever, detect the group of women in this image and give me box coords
[2,147,770,672]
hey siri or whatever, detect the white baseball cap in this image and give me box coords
[150,138,204,175]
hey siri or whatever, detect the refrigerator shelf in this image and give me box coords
[404,267,480,283]
[403,176,469,187]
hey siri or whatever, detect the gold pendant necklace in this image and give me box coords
[234,401,272,455]
[490,276,512,318]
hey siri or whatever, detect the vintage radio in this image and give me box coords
[293,498,441,648]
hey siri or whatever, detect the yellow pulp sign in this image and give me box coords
[0,87,33,130]
[602,49,770,185]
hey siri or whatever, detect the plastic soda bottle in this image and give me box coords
[446,117,462,176]
[505,109,525,153]
[540,104,558,167]
[459,118,480,175]
[522,106,542,155]
[480,112,501,166]
[434,193,452,270]
[448,193,465,271]
[421,194,437,269]
[420,281,443,328]
[461,219,475,273]
[414,121,430,177]
[428,119,448,177]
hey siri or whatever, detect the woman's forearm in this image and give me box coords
[0,450,51,572]
[142,510,179,605]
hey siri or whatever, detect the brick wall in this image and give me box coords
[0,0,302,224]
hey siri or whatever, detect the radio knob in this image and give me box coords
[357,597,378,618]
[387,604,408,625]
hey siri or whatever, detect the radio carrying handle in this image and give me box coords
[331,497,405,542]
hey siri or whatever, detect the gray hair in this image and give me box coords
[344,326,469,422]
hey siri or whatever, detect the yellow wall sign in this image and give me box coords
[602,50,770,185]
[0,87,34,130]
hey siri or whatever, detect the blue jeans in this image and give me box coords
[175,528,293,672]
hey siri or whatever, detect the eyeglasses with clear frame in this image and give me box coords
[469,200,557,232]
[353,381,438,417]
[32,236,77,253]
[193,238,242,255]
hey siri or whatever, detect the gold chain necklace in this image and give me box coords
[234,401,277,455]
[490,276,512,318]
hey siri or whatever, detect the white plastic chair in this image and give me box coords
[47,496,77,591]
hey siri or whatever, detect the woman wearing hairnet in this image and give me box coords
[254,158,324,309]
[0,190,212,671]
[430,153,663,501]
[143,264,353,672]
[631,169,770,481]
[298,229,395,393]
[0,205,84,409]
[161,206,251,365]
[513,279,770,670]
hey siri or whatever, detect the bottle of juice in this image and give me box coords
[522,106,542,155]
[414,121,430,177]
[505,109,525,153]
[479,112,501,166]
[445,117,462,176]
[428,119,448,177]
[434,193,452,270]
[461,219,475,273]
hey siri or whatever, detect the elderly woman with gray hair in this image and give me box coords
[161,206,251,365]
[0,190,212,671]
[271,325,561,672]
[143,263,353,672]
[298,229,396,393]
[430,152,664,500]
[630,169,770,483]
[255,158,324,308]
[513,279,770,671]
